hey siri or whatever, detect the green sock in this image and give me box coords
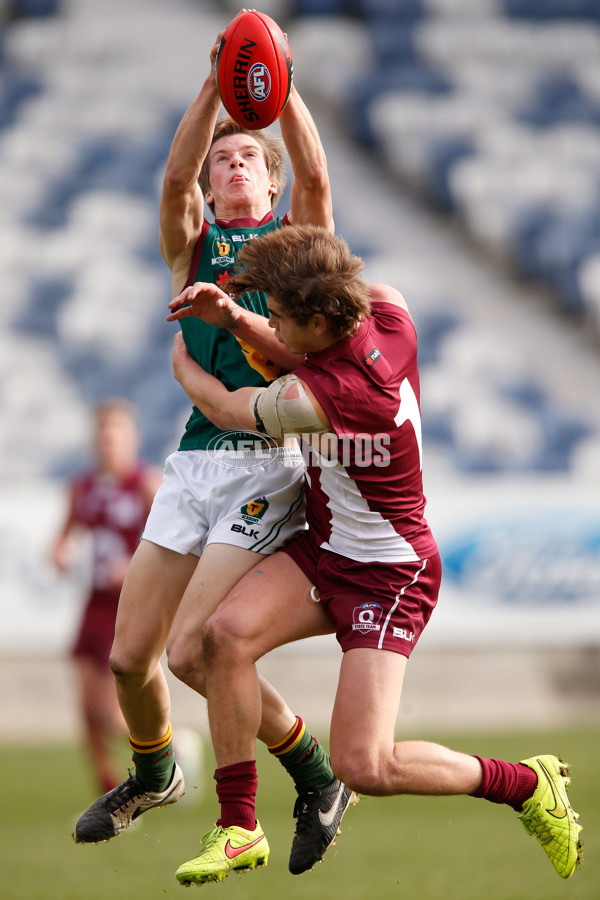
[268,716,334,792]
[130,723,174,792]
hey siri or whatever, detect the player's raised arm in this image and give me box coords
[279,85,333,231]
[159,33,223,289]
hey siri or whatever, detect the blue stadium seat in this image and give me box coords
[367,16,418,67]
[291,0,357,17]
[0,68,41,130]
[519,72,600,128]
[421,137,475,210]
[355,0,423,21]
[534,412,591,471]
[346,64,450,147]
[502,0,600,21]
[533,216,600,312]
[13,277,70,338]
[6,0,61,19]
[412,309,461,366]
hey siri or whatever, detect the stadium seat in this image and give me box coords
[13,276,70,338]
[502,0,600,21]
[0,67,41,129]
[355,0,424,20]
[577,253,600,328]
[6,0,61,20]
[519,71,600,128]
[346,64,450,147]
[291,0,355,17]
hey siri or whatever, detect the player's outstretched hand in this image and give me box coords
[167,282,240,330]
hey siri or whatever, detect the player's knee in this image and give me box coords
[331,747,391,796]
[201,614,231,666]
[166,635,206,689]
[201,608,248,669]
[109,652,134,684]
[109,641,154,685]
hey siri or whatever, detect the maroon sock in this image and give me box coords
[214,760,258,831]
[470,756,538,811]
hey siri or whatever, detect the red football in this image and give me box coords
[215,10,293,130]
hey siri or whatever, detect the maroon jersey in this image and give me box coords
[70,466,149,591]
[294,302,437,563]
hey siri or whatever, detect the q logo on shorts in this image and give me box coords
[352,601,383,633]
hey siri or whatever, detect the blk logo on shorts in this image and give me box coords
[352,601,383,633]
[393,627,415,643]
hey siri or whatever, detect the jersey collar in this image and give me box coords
[214,211,275,229]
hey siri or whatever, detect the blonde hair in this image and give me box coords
[94,397,137,421]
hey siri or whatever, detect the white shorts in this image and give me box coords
[142,447,306,557]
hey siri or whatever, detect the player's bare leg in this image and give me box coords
[166,542,297,746]
[110,540,198,740]
[202,553,332,767]
[176,553,356,883]
[329,648,482,797]
[329,648,582,878]
[73,540,195,843]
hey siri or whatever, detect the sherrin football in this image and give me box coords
[215,10,293,130]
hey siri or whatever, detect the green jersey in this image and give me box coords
[178,213,287,451]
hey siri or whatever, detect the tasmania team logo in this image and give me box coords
[212,238,235,266]
[241,496,270,522]
[352,601,383,633]
[248,63,271,102]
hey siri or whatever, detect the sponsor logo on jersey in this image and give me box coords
[363,347,381,368]
[231,232,261,243]
[352,601,383,633]
[248,63,271,102]
[241,496,270,523]
[211,238,235,266]
[215,271,231,287]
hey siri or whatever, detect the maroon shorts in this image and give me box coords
[72,589,120,668]
[282,530,441,657]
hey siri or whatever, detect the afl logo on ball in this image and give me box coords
[248,63,271,102]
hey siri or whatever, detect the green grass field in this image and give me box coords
[2,728,596,900]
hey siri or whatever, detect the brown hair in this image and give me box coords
[199,117,287,215]
[228,225,371,339]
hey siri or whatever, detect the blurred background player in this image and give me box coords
[52,398,161,795]
[74,22,353,875]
